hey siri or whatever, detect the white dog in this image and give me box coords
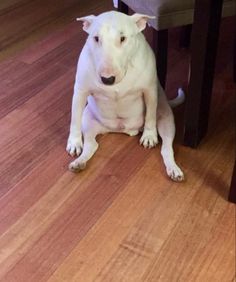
[66,11,184,181]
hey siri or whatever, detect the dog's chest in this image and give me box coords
[94,88,143,115]
[88,88,144,129]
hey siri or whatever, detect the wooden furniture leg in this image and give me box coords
[234,17,236,82]
[118,0,129,14]
[179,24,192,49]
[183,0,223,148]
[153,29,168,89]
[228,160,236,203]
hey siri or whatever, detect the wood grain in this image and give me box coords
[0,0,111,60]
[0,2,235,282]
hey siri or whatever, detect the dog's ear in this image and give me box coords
[76,15,96,33]
[131,13,155,32]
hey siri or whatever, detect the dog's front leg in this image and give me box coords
[140,86,158,148]
[66,87,88,157]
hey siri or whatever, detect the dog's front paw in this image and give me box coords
[69,159,86,172]
[140,129,158,148]
[166,164,184,182]
[66,134,83,157]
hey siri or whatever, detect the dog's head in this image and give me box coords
[77,11,155,86]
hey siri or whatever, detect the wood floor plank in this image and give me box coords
[0,59,27,83]
[27,34,81,70]
[84,176,196,282]
[0,131,133,238]
[0,31,81,88]
[47,154,174,282]
[142,137,235,281]
[17,21,82,64]
[0,66,74,144]
[0,0,31,15]
[0,0,80,49]
[0,69,74,194]
[0,138,152,282]
[0,63,68,118]
[0,146,69,235]
[144,201,234,282]
[91,156,213,281]
[0,0,112,61]
[0,133,133,275]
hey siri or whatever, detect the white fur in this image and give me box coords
[168,88,185,108]
[67,11,184,181]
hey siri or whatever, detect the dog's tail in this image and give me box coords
[168,88,185,108]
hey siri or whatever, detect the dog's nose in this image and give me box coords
[101,76,115,85]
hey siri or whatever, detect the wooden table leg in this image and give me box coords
[183,0,223,148]
[234,16,236,83]
[117,0,129,14]
[153,29,168,89]
[179,25,192,49]
[228,160,236,203]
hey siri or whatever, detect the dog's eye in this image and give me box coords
[120,36,126,43]
[94,36,99,43]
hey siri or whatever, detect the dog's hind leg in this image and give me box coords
[69,107,108,172]
[157,89,184,182]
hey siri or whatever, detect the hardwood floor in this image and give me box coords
[0,1,235,281]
